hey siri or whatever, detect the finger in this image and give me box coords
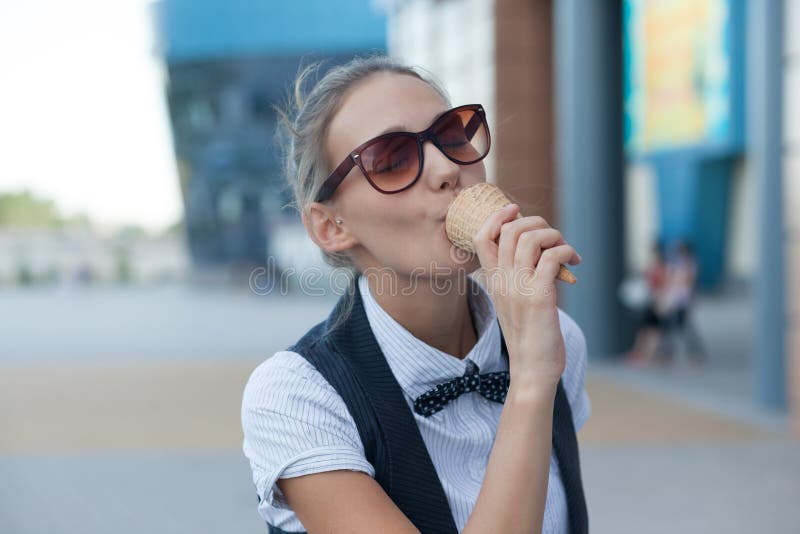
[534,244,580,283]
[473,203,519,270]
[567,249,582,265]
[513,228,564,272]
[497,215,551,271]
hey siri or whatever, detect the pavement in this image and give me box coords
[1,285,798,533]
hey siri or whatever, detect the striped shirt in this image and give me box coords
[241,274,591,533]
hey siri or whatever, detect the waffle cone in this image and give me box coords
[445,183,577,284]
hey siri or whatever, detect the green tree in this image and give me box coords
[0,190,61,227]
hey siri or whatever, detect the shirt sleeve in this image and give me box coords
[241,350,376,511]
[557,308,592,432]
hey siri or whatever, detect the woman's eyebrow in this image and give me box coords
[376,124,409,135]
[375,109,451,136]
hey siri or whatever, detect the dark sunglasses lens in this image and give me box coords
[434,108,489,163]
[359,135,420,192]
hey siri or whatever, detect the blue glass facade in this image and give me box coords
[153,0,386,268]
[155,0,386,62]
[623,0,746,289]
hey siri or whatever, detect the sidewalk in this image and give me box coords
[604,288,789,434]
[579,373,798,534]
[573,291,799,533]
[1,286,797,533]
[2,360,797,534]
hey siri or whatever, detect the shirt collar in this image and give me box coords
[358,273,503,401]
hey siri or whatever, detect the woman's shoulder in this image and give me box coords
[246,350,328,386]
[242,350,342,414]
[241,350,374,517]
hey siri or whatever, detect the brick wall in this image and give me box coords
[494,0,557,226]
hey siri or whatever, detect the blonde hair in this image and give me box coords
[275,55,451,331]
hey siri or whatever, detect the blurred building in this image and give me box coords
[783,0,799,435]
[0,227,189,287]
[386,0,798,433]
[152,0,386,274]
[624,0,748,290]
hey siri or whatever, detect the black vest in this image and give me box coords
[266,278,588,534]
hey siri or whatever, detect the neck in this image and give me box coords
[364,272,478,359]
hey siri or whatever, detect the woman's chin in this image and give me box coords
[442,248,480,273]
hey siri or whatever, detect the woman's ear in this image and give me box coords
[302,203,357,253]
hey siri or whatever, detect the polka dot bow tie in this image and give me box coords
[413,360,510,417]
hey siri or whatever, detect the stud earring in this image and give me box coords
[335,218,343,225]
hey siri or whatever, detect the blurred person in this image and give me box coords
[654,240,707,367]
[75,261,96,286]
[241,56,590,534]
[624,240,667,367]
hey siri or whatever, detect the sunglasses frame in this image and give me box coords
[314,104,490,203]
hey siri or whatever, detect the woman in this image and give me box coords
[625,240,667,367]
[241,55,590,534]
[656,240,706,366]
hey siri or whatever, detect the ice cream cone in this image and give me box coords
[445,182,577,284]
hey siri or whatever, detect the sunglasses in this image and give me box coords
[315,104,491,203]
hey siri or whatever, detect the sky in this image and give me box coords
[0,0,182,232]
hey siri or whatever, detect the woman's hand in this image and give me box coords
[472,204,581,389]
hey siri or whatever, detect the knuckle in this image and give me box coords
[499,221,518,241]
[528,215,548,228]
[539,248,556,263]
[518,231,536,245]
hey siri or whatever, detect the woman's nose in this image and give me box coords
[422,141,460,191]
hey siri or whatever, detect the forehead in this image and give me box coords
[327,72,449,151]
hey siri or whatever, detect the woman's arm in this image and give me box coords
[462,381,556,534]
[278,472,421,534]
[279,381,556,534]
